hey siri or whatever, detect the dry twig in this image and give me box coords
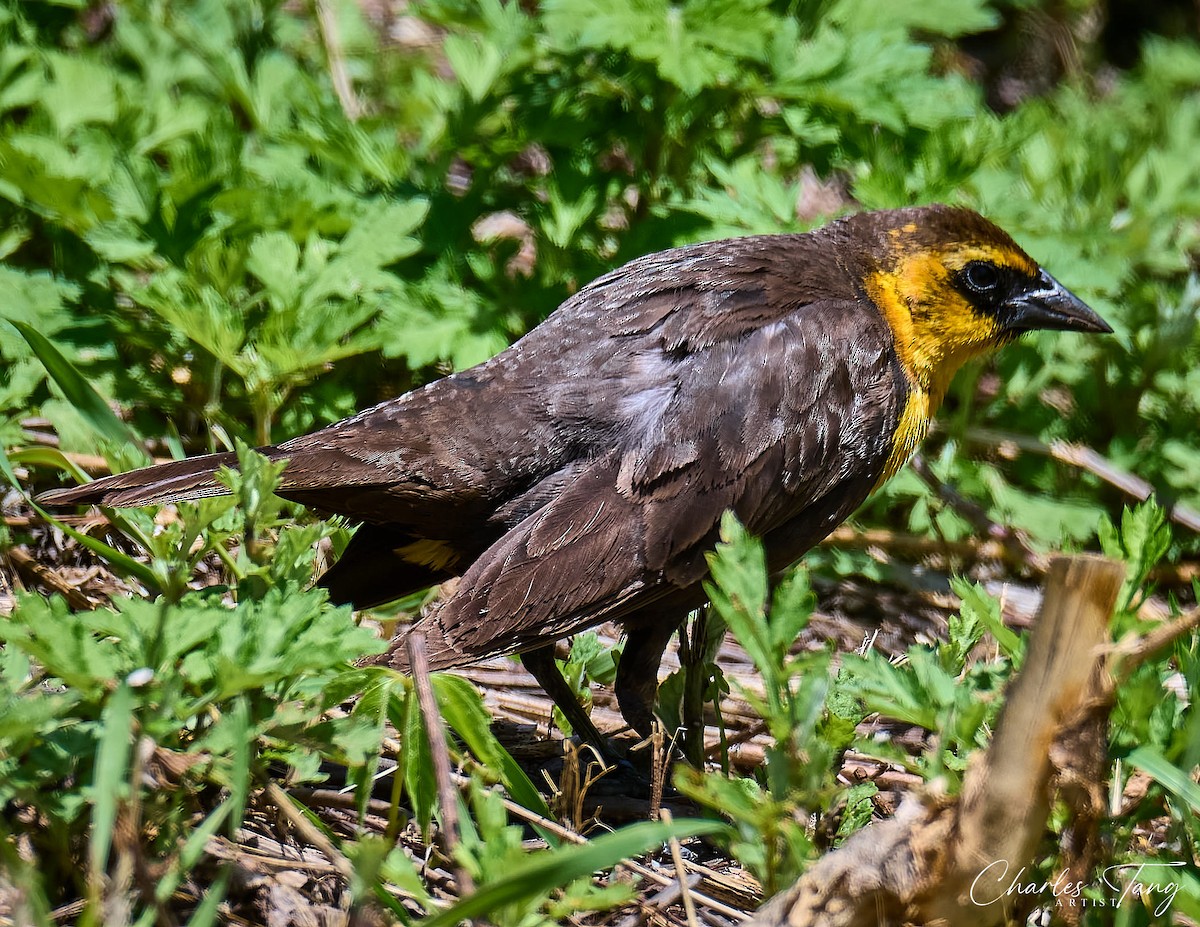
[314,0,363,120]
[660,809,700,927]
[7,546,92,609]
[406,630,476,896]
[751,555,1125,927]
[263,782,355,881]
[964,427,1200,534]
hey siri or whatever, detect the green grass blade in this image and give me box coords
[185,866,230,927]
[0,445,24,494]
[6,446,93,484]
[1,443,160,592]
[419,818,729,927]
[32,497,162,592]
[10,320,145,452]
[433,673,553,825]
[155,798,235,904]
[1127,745,1200,815]
[226,696,252,833]
[90,680,136,880]
[7,446,157,550]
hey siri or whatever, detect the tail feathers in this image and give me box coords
[36,451,242,508]
[318,524,452,611]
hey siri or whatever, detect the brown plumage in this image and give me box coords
[38,205,1112,750]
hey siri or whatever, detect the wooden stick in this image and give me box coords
[660,808,700,927]
[944,556,1123,917]
[751,554,1125,927]
[7,546,93,609]
[314,0,363,120]
[963,427,1200,534]
[406,631,476,896]
[263,782,355,881]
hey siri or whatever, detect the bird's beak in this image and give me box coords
[1006,270,1113,334]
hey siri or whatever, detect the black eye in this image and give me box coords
[962,261,1001,294]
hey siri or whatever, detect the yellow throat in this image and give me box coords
[863,225,1039,486]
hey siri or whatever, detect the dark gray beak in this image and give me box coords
[1005,270,1113,334]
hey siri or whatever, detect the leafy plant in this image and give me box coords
[675,514,860,894]
[5,0,1200,921]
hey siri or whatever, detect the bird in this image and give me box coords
[37,204,1112,755]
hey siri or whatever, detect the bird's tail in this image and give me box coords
[36,451,243,508]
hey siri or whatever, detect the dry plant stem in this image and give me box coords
[263,782,355,882]
[314,0,363,120]
[660,809,700,927]
[820,525,1035,573]
[750,554,1125,927]
[649,723,667,823]
[7,546,92,609]
[126,737,176,927]
[405,631,476,896]
[909,454,1048,572]
[290,787,395,820]
[1109,603,1200,679]
[204,836,341,875]
[443,770,751,922]
[942,556,1123,917]
[963,426,1200,534]
[821,524,1200,588]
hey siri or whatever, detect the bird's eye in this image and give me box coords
[962,261,1001,294]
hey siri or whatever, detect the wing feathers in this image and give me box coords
[36,452,241,508]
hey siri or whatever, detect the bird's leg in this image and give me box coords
[520,645,617,762]
[614,620,681,740]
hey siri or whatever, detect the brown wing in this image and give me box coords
[38,231,889,616]
[415,297,905,667]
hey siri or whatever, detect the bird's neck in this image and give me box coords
[864,266,999,488]
[864,264,997,404]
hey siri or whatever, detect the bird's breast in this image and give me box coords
[875,384,932,489]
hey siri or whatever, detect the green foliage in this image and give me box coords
[5,0,1200,920]
[0,581,379,907]
[432,801,724,927]
[5,0,1199,563]
[1099,500,1173,611]
[678,514,860,894]
[832,573,1021,786]
[683,504,1200,919]
[549,631,621,736]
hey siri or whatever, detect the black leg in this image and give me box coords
[520,645,616,761]
[615,620,681,739]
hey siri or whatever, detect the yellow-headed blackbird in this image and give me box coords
[39,205,1112,750]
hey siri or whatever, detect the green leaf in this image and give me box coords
[444,35,505,102]
[155,799,235,904]
[950,577,1022,665]
[396,684,436,835]
[90,681,135,878]
[44,53,118,134]
[420,818,728,927]
[184,867,230,927]
[433,673,553,828]
[1127,745,1200,817]
[8,320,145,455]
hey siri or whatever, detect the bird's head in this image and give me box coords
[845,205,1112,405]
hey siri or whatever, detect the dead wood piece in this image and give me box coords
[751,554,1125,927]
[263,782,354,883]
[964,427,1200,535]
[7,546,93,609]
[406,631,476,896]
